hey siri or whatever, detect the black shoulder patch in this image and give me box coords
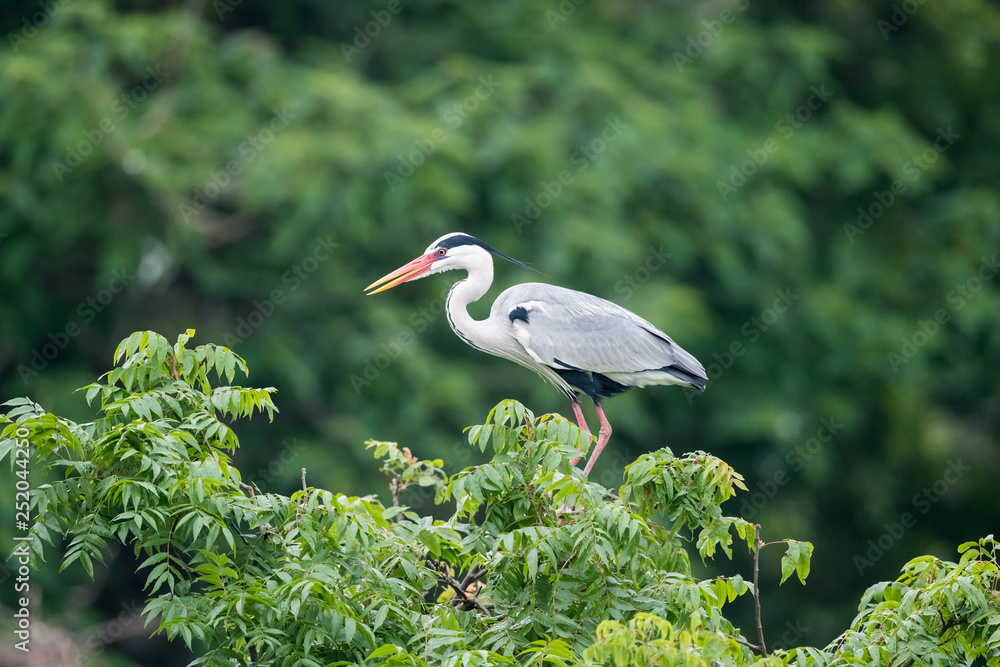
[508,305,530,324]
[435,233,495,253]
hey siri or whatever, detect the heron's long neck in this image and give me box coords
[445,260,499,353]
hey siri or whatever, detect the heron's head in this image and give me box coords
[365,232,532,294]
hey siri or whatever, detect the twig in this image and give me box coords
[937,615,966,644]
[431,562,470,601]
[754,523,767,657]
[301,468,307,491]
[428,562,491,615]
[464,598,491,614]
[725,528,775,656]
[457,564,486,592]
[726,633,760,652]
[388,476,405,522]
[239,482,255,498]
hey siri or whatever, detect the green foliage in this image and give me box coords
[582,614,780,667]
[779,541,813,587]
[366,439,448,510]
[826,538,1000,665]
[3,332,998,665]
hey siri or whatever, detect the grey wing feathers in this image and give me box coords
[493,283,705,379]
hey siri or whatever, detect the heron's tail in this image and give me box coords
[660,364,708,392]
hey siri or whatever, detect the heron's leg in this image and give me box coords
[582,399,612,476]
[568,396,591,466]
[570,398,591,433]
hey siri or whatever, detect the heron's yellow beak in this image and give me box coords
[365,253,437,294]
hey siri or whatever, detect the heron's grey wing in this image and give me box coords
[495,284,704,378]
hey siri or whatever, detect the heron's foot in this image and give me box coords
[581,402,613,475]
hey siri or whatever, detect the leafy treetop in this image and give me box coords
[2,331,998,666]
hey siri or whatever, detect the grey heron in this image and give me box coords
[365,232,707,475]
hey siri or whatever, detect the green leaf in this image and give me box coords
[372,606,389,632]
[367,644,401,659]
[526,548,539,580]
[780,540,814,585]
[418,529,442,557]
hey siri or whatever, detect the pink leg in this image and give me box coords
[582,400,612,476]
[568,398,591,466]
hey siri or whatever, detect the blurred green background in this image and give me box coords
[1,0,999,664]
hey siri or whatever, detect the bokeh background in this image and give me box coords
[1,0,999,664]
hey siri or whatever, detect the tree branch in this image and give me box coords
[754,523,768,657]
[726,633,761,652]
[457,563,486,592]
[433,564,469,600]
[390,476,401,509]
[721,528,771,657]
[938,615,966,643]
[428,561,491,615]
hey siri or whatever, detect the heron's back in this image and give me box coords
[491,282,707,391]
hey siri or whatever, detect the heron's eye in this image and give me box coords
[436,248,447,256]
